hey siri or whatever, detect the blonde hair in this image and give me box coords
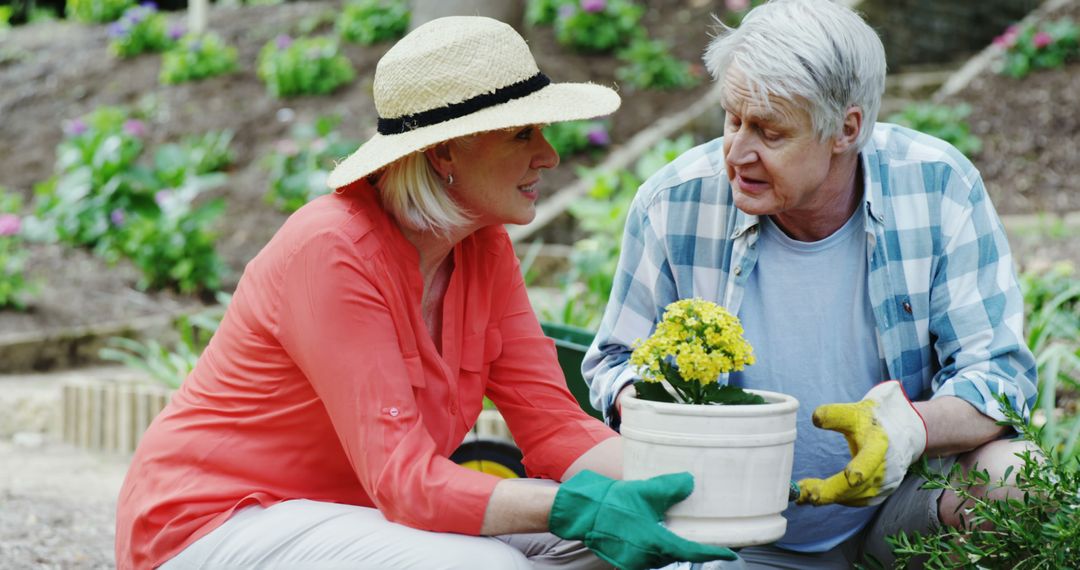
[376,143,473,235]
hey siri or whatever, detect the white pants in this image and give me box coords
[160,499,610,569]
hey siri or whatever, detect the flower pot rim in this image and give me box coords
[623,388,799,416]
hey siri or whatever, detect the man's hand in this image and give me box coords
[550,470,737,570]
[797,381,927,507]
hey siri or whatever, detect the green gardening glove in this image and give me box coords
[549,470,738,570]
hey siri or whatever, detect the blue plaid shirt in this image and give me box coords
[583,123,1038,426]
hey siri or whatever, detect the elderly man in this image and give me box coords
[583,0,1038,566]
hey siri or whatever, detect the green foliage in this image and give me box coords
[0,190,35,310]
[160,33,238,85]
[525,0,575,26]
[616,37,700,91]
[542,120,611,159]
[543,135,695,329]
[31,105,232,294]
[888,397,1080,569]
[995,19,1080,79]
[636,373,765,406]
[100,296,229,388]
[335,0,409,45]
[886,103,982,158]
[553,0,644,53]
[257,35,356,98]
[107,3,179,58]
[264,116,360,213]
[66,0,133,23]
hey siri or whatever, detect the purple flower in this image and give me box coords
[108,22,129,38]
[275,34,293,50]
[110,209,126,227]
[122,119,146,137]
[127,10,144,24]
[586,125,610,146]
[557,4,577,19]
[154,190,173,206]
[1033,31,1053,49]
[140,1,158,10]
[64,118,88,137]
[580,0,605,13]
[167,24,185,41]
[0,214,21,237]
[188,38,203,53]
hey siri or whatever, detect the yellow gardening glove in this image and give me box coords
[796,381,927,507]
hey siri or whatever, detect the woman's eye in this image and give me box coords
[516,127,534,140]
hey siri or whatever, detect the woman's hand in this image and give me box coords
[549,470,737,570]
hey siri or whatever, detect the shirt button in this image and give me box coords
[734,266,742,276]
[388,407,399,417]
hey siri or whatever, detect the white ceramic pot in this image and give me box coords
[621,389,799,547]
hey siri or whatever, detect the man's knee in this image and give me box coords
[938,438,1039,528]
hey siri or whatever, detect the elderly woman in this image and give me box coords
[115,16,735,570]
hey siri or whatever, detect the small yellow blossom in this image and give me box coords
[630,298,755,391]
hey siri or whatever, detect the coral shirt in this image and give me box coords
[115,184,616,569]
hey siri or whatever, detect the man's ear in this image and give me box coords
[423,142,454,179]
[833,105,863,154]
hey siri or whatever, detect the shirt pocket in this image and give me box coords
[459,328,503,423]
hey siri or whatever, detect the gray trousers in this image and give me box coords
[693,457,956,569]
[160,499,611,569]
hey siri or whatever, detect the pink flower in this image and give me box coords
[275,34,293,50]
[64,118,88,137]
[275,139,300,157]
[110,209,126,226]
[0,214,21,237]
[154,189,173,206]
[123,119,146,137]
[725,0,750,11]
[1033,31,1053,49]
[580,0,606,13]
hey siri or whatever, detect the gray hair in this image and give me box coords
[376,140,474,235]
[704,0,886,149]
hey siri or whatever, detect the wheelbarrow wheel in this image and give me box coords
[451,439,526,479]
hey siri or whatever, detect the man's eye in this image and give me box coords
[516,127,534,140]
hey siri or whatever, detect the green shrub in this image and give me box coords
[335,0,409,45]
[257,35,356,98]
[525,0,576,26]
[66,0,133,23]
[264,116,359,213]
[553,0,644,53]
[888,396,1080,569]
[542,120,611,159]
[160,33,238,85]
[886,103,982,158]
[995,19,1080,78]
[0,190,34,310]
[616,37,700,90]
[107,3,180,58]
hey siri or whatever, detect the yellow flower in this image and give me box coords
[630,298,755,388]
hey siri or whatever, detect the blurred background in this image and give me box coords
[1,0,1078,566]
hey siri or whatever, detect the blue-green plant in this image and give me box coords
[995,19,1080,79]
[554,0,644,53]
[616,37,700,90]
[335,0,409,45]
[257,35,356,98]
[152,130,235,188]
[160,32,238,85]
[107,2,178,58]
[0,190,35,310]
[886,103,982,158]
[100,295,229,388]
[542,120,611,159]
[66,0,132,23]
[544,135,695,329]
[264,115,359,213]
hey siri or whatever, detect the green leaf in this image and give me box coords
[634,380,677,403]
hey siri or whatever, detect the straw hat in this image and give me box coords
[326,16,621,189]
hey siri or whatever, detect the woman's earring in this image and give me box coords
[447,173,454,185]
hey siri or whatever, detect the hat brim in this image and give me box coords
[326,82,620,189]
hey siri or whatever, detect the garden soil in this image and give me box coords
[0,1,1079,566]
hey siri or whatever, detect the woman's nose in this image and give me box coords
[533,131,560,170]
